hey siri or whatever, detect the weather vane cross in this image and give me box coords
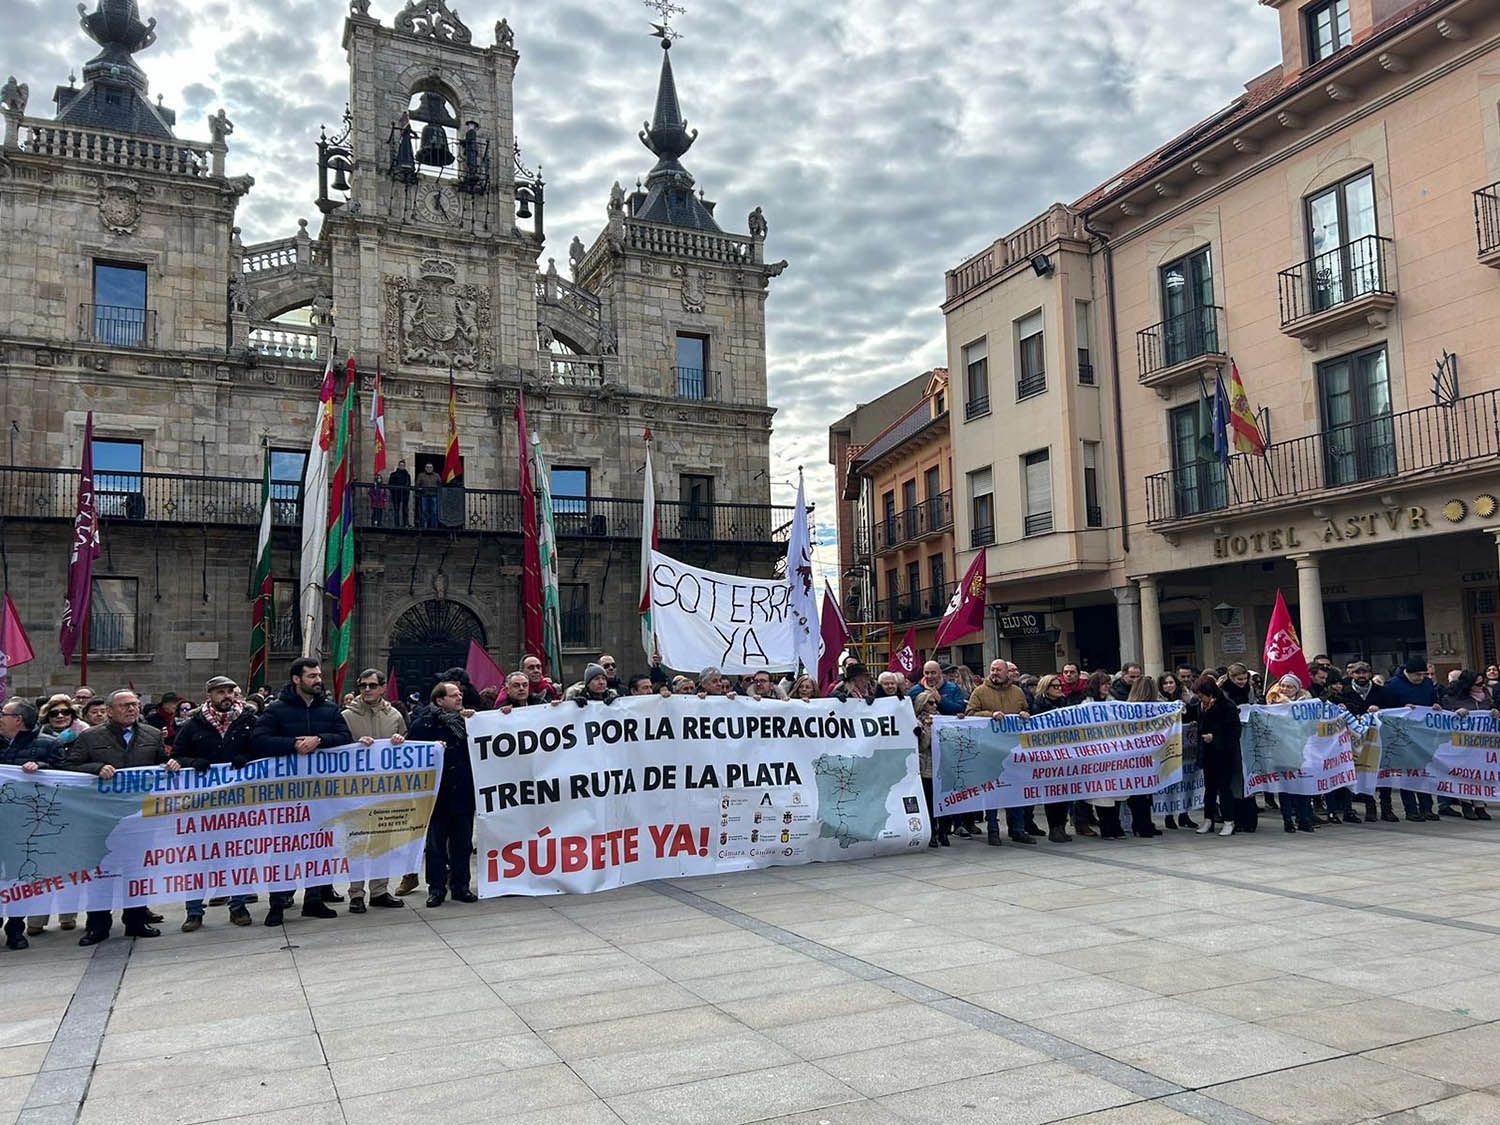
[643,0,685,41]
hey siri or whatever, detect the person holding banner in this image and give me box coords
[409,682,478,907]
[1029,675,1075,843]
[1265,674,1318,833]
[1438,670,1499,821]
[911,686,947,847]
[2,699,65,948]
[342,669,415,909]
[965,660,1034,846]
[1193,675,1244,837]
[1124,677,1164,837]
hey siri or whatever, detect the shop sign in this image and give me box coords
[1209,493,1499,561]
[997,612,1047,638]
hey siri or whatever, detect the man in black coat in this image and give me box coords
[408,681,477,907]
[1,700,63,950]
[250,658,354,925]
[388,459,412,527]
[171,675,259,930]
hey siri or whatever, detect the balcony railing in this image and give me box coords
[965,394,991,421]
[89,612,137,654]
[1078,350,1095,386]
[1137,306,1225,383]
[676,366,711,400]
[1476,182,1500,263]
[561,609,600,649]
[19,119,213,178]
[248,323,320,362]
[1023,511,1054,536]
[874,491,953,551]
[881,585,949,624]
[1017,370,1047,399]
[971,523,995,548]
[1144,389,1500,524]
[1278,234,1394,329]
[79,303,156,348]
[0,467,797,546]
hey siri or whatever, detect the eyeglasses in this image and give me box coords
[49,710,76,718]
[358,682,381,690]
[601,662,616,669]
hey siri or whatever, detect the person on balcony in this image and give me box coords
[416,461,441,528]
[388,459,412,527]
[368,472,389,527]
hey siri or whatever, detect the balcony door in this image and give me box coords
[901,479,918,541]
[1307,170,1377,311]
[1318,345,1395,487]
[680,473,714,540]
[1168,402,1226,517]
[1160,248,1215,367]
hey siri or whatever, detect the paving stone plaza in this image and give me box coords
[7,824,1500,1124]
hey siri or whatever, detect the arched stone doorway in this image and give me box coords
[388,599,486,704]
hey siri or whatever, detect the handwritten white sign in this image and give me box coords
[649,551,797,673]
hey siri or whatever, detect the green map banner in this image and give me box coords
[0,741,441,914]
[466,695,928,895]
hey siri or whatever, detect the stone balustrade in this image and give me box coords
[17,119,212,177]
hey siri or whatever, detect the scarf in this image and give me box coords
[202,703,243,737]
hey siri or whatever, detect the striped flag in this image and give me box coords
[324,358,357,700]
[638,431,658,662]
[531,430,564,684]
[299,360,336,655]
[1227,362,1267,456]
[370,361,387,475]
[248,448,274,692]
[515,390,545,667]
[443,374,462,483]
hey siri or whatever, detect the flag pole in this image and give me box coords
[80,605,89,688]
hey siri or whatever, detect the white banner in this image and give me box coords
[648,550,796,673]
[466,695,927,896]
[1240,703,1370,797]
[0,742,440,914]
[1376,706,1500,799]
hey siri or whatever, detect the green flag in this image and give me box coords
[531,434,563,683]
[249,449,273,693]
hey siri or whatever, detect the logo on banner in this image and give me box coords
[1265,625,1302,664]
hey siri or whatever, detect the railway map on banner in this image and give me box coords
[466,695,927,895]
[0,742,441,915]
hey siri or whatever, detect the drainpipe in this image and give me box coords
[1083,212,1128,552]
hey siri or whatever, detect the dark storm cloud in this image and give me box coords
[3,0,1279,538]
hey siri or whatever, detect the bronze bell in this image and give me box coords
[411,90,456,168]
[515,185,533,219]
[328,156,352,193]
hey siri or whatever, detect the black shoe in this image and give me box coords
[348,900,367,914]
[368,893,405,908]
[1284,822,1297,833]
[78,931,109,946]
[1163,816,1178,830]
[301,901,337,919]
[144,911,164,924]
[6,934,28,950]
[1101,828,1127,840]
[986,829,1003,846]
[1265,794,1279,809]
[1424,812,1443,822]
[955,825,974,839]
[1024,822,1044,837]
[1440,806,1463,818]
[322,889,346,903]
[1009,833,1037,845]
[263,909,284,927]
[928,837,939,848]
[1298,821,1316,833]
[123,926,161,938]
[937,834,951,847]
[426,893,445,907]
[451,889,478,903]
[1327,813,1343,824]
[1463,806,1482,821]
[1478,807,1493,821]
[1382,810,1400,823]
[1344,810,1362,823]
[1178,815,1198,830]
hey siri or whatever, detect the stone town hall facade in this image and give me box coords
[0,0,790,695]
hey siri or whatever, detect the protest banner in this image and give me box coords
[931,702,1183,817]
[1376,706,1500,800]
[648,550,796,673]
[467,695,927,896]
[0,741,439,915]
[1152,719,1205,817]
[1239,702,1368,796]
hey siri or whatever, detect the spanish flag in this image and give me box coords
[1227,363,1267,456]
[443,373,462,483]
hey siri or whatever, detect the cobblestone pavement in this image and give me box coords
[7,820,1500,1124]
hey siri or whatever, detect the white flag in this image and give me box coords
[298,360,334,656]
[787,470,818,675]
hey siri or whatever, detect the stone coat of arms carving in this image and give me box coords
[384,257,492,371]
[98,176,141,234]
[673,263,707,314]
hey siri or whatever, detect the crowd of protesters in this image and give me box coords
[3,647,1496,951]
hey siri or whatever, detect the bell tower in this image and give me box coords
[320,0,545,403]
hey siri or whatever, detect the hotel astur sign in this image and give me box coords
[1210,492,1498,560]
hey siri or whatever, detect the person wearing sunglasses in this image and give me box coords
[40,694,87,745]
[342,670,416,906]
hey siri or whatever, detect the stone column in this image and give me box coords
[1114,585,1141,668]
[1290,553,1327,663]
[1136,575,1164,676]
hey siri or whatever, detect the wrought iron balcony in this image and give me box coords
[1078,349,1095,386]
[1277,234,1396,341]
[881,585,950,624]
[965,393,991,421]
[79,303,156,348]
[971,523,995,548]
[1023,511,1054,537]
[0,467,797,546]
[1017,371,1047,400]
[1144,388,1500,525]
[1475,182,1500,266]
[1136,306,1226,389]
[675,366,713,400]
[874,491,953,551]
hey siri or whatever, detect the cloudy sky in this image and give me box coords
[9,0,1282,563]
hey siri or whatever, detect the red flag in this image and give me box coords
[465,639,505,695]
[1262,589,1311,690]
[934,550,986,649]
[370,362,387,476]
[1228,362,1267,457]
[385,667,400,705]
[515,391,544,665]
[0,592,35,698]
[816,580,849,693]
[443,374,462,483]
[60,412,102,665]
[888,628,918,678]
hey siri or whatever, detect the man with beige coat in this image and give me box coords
[342,669,413,909]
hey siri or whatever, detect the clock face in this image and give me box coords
[415,183,461,226]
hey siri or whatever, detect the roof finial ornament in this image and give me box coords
[643,0,684,46]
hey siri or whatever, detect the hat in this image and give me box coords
[205,675,238,692]
[1404,659,1427,675]
[845,662,870,680]
[584,662,607,684]
[158,692,181,705]
[1351,661,1372,673]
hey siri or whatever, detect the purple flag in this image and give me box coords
[60,412,101,665]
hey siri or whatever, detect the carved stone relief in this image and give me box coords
[383,257,493,371]
[98,176,141,234]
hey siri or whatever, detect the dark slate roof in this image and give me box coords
[54,1,176,139]
[634,42,720,232]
